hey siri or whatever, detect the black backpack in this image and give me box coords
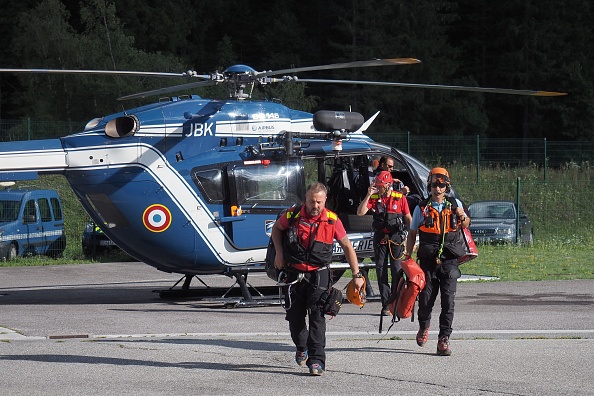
[265,206,301,281]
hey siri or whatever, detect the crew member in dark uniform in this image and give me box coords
[271,182,364,376]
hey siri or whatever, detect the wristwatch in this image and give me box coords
[352,272,364,279]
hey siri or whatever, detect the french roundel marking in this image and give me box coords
[142,204,172,232]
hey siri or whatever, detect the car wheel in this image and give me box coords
[6,243,17,261]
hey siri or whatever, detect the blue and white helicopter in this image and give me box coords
[0,59,565,303]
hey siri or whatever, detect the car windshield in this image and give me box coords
[469,202,515,219]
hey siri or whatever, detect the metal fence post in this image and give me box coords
[516,177,521,245]
[476,135,480,183]
[407,131,411,154]
[544,138,548,183]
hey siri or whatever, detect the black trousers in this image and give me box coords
[284,268,331,367]
[373,232,403,307]
[417,260,461,338]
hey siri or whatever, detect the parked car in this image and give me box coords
[0,188,66,260]
[468,200,533,245]
[82,221,119,257]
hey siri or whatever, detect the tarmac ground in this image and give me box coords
[0,262,593,395]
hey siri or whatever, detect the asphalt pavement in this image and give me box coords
[0,262,593,395]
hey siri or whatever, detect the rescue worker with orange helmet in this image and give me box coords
[404,167,470,356]
[357,170,412,316]
[271,182,364,376]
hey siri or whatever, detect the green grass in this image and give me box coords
[461,243,594,281]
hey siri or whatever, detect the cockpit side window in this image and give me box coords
[191,168,226,203]
[232,161,303,212]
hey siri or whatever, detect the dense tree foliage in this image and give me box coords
[0,0,590,140]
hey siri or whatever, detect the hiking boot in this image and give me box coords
[437,335,452,356]
[416,326,429,347]
[309,363,325,376]
[295,350,308,366]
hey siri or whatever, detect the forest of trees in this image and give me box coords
[0,0,592,141]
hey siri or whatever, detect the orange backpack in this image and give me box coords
[387,257,426,321]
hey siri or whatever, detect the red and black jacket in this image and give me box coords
[370,191,406,234]
[282,206,337,270]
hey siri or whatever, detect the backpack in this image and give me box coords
[265,205,301,281]
[386,257,426,322]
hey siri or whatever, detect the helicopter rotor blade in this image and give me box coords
[256,58,421,77]
[117,80,217,100]
[0,68,210,79]
[295,78,567,96]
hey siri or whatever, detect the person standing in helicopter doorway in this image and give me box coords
[271,182,365,376]
[375,156,410,195]
[404,167,470,356]
[356,171,412,316]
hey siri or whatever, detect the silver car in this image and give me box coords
[468,200,533,245]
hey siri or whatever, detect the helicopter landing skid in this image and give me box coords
[155,272,282,307]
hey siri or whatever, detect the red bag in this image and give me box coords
[388,258,426,320]
[458,227,478,264]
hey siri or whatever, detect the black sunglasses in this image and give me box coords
[431,181,447,188]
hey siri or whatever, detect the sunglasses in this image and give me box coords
[386,164,394,169]
[431,181,447,188]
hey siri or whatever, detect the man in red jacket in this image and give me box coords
[271,182,364,376]
[357,171,412,316]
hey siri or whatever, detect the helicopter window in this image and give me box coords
[192,169,225,203]
[50,198,63,220]
[39,198,52,222]
[233,162,303,211]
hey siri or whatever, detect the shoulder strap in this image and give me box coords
[445,196,458,210]
[286,205,302,225]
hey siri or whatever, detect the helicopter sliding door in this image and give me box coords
[227,159,304,249]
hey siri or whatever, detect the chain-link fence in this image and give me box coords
[370,131,594,176]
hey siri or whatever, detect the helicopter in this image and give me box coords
[0,58,566,304]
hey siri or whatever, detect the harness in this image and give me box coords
[278,205,338,310]
[417,197,465,262]
[370,191,406,232]
[282,206,337,270]
[370,191,406,259]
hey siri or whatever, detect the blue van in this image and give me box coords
[0,189,66,260]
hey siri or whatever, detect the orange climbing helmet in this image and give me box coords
[346,277,367,308]
[428,167,450,183]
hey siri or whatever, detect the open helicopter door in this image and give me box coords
[226,158,304,249]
